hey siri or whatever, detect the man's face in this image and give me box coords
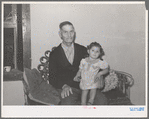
[59,24,75,44]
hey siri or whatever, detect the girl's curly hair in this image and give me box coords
[87,42,105,60]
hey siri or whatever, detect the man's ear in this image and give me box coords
[87,49,90,54]
[73,31,76,40]
[59,31,62,38]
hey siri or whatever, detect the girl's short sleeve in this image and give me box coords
[79,59,85,69]
[98,60,108,69]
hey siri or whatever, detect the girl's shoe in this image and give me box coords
[87,102,93,105]
[81,102,86,105]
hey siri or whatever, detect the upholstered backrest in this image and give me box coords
[115,70,134,97]
[37,47,56,84]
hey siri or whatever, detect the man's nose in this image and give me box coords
[67,32,71,37]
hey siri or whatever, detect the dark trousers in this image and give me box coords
[58,87,108,105]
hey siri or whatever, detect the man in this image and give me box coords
[48,21,109,105]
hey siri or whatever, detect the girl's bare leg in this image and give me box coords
[88,89,96,105]
[81,90,89,105]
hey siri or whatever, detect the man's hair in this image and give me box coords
[59,21,74,29]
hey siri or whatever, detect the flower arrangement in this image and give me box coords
[101,70,119,92]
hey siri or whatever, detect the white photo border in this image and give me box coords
[1,1,148,118]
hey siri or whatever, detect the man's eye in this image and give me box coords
[62,31,67,33]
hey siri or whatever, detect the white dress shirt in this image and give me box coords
[61,43,74,65]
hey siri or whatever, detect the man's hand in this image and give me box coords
[61,84,73,98]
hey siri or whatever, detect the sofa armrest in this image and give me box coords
[113,70,134,98]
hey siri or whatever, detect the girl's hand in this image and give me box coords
[73,76,81,82]
[94,74,104,89]
[94,74,102,83]
[94,77,99,83]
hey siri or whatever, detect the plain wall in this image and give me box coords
[30,3,146,105]
[3,81,25,105]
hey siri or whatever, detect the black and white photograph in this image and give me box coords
[1,1,148,118]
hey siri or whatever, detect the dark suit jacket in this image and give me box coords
[48,43,87,89]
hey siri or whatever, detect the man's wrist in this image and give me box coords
[62,84,67,89]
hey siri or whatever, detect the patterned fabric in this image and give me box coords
[61,43,74,64]
[79,58,108,90]
[101,70,119,92]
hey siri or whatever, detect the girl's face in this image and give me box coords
[88,46,100,60]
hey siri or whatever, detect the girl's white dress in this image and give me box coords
[79,58,108,90]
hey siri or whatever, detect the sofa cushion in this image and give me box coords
[101,70,118,92]
[103,88,126,99]
[103,89,132,105]
[23,68,60,105]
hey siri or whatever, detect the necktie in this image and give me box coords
[66,47,73,64]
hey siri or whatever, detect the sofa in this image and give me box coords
[22,47,134,105]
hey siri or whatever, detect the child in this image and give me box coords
[74,42,109,105]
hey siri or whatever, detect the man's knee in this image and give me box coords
[60,98,73,105]
[60,95,79,105]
